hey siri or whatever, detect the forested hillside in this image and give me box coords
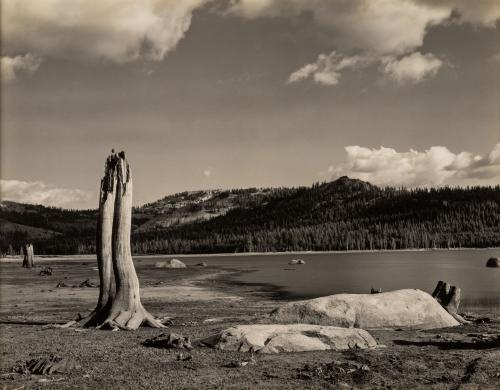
[1,177,499,255]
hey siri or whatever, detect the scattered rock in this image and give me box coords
[143,333,193,349]
[370,288,382,294]
[158,316,174,326]
[56,281,69,288]
[179,321,199,327]
[394,332,500,349]
[177,352,192,361]
[270,289,460,330]
[298,360,371,385]
[203,317,227,323]
[288,259,306,265]
[225,355,256,368]
[486,257,500,268]
[39,267,53,276]
[200,324,377,353]
[155,259,187,268]
[196,262,207,267]
[12,355,79,375]
[79,279,98,288]
[462,313,491,324]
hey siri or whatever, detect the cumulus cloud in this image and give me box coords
[3,1,498,82]
[1,54,42,82]
[415,0,500,27]
[227,0,499,87]
[325,144,500,187]
[228,0,452,55]
[381,52,443,85]
[448,143,500,180]
[2,0,208,64]
[288,51,368,85]
[288,50,442,87]
[0,180,91,208]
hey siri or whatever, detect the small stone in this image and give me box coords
[143,333,193,349]
[177,353,192,361]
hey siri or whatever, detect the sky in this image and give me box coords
[1,0,499,209]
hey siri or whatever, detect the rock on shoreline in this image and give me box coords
[270,289,460,330]
[155,259,187,268]
[200,324,377,353]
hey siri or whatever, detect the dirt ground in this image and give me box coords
[0,258,499,389]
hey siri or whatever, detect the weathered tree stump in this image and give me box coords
[22,243,34,268]
[76,151,164,330]
[431,280,468,324]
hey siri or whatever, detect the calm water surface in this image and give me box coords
[160,249,500,311]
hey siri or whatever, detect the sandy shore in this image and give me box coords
[2,247,498,263]
[1,260,499,389]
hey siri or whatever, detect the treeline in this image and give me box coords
[131,183,500,254]
[1,179,499,255]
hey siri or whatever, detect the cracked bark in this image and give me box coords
[77,151,164,330]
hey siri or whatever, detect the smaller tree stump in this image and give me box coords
[431,280,468,324]
[22,243,34,268]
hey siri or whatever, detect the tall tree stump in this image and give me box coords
[22,243,34,268]
[78,151,164,330]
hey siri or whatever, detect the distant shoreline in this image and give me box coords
[1,247,498,262]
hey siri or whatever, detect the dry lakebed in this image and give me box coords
[0,255,499,389]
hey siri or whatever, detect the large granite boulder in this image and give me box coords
[486,257,500,268]
[270,289,460,330]
[155,259,187,268]
[200,324,377,353]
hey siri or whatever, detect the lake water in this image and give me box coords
[171,249,500,312]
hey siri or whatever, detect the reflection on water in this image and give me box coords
[144,249,500,312]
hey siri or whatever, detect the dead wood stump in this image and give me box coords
[75,150,164,330]
[22,243,34,268]
[432,280,468,324]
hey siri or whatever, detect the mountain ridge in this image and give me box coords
[1,177,499,255]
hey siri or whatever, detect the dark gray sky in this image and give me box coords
[1,1,499,208]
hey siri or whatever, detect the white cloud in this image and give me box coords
[415,0,500,27]
[228,0,452,55]
[326,144,500,187]
[288,51,368,86]
[0,180,91,208]
[450,143,500,180]
[1,54,42,82]
[381,52,443,85]
[3,0,498,83]
[203,168,213,177]
[2,0,208,64]
[229,0,499,87]
[288,50,442,87]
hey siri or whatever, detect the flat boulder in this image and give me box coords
[270,289,460,330]
[155,258,187,268]
[200,324,376,354]
[486,257,500,268]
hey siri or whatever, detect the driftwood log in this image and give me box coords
[76,151,164,330]
[431,280,468,324]
[22,243,34,268]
